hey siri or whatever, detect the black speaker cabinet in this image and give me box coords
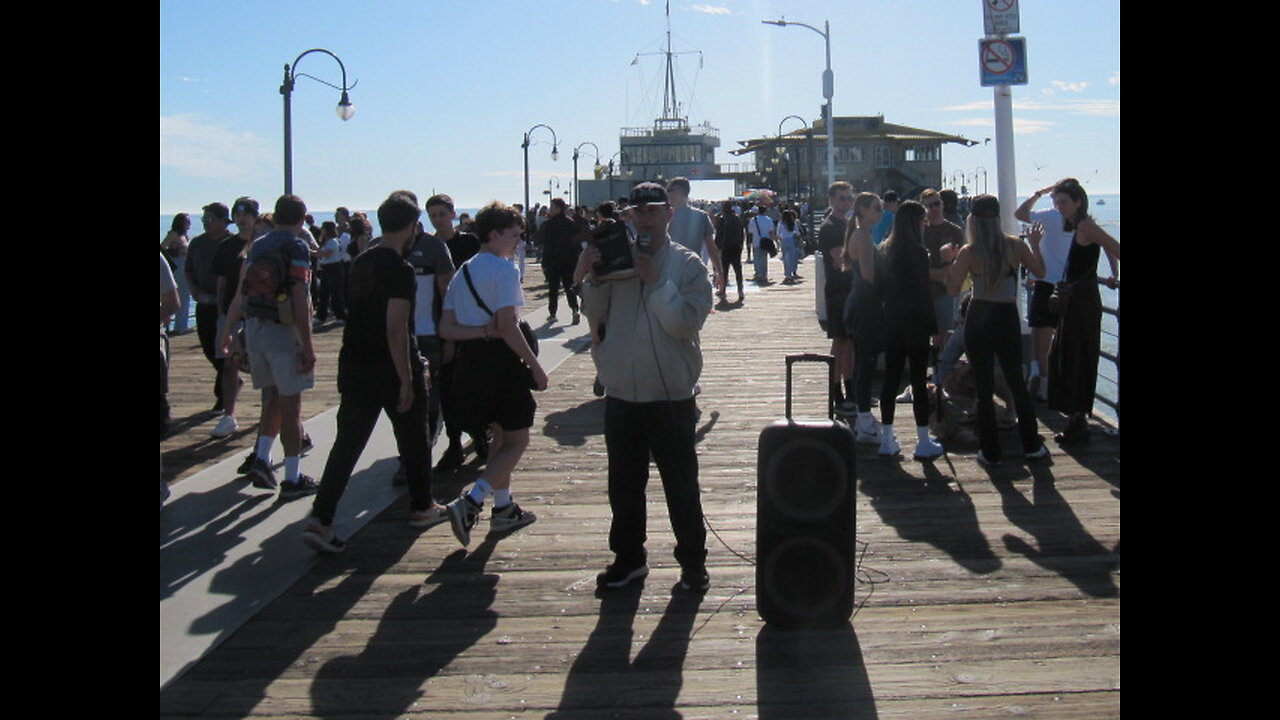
[757,354,857,627]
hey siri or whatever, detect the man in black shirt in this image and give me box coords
[302,191,447,553]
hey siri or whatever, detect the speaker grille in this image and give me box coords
[763,437,848,522]
[760,537,849,619]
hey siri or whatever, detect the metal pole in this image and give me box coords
[993,84,1017,234]
[823,20,834,193]
[282,64,293,195]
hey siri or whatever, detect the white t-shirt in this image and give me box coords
[1029,208,1072,282]
[747,214,775,247]
[443,252,524,327]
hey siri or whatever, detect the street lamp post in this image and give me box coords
[280,48,356,196]
[763,18,834,196]
[523,124,559,223]
[572,141,600,208]
[778,115,807,202]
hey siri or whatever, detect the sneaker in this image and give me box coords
[210,414,238,438]
[280,474,320,500]
[547,314,557,323]
[248,458,278,490]
[301,520,345,554]
[913,436,945,461]
[572,311,581,325]
[835,400,857,417]
[593,377,605,397]
[408,504,449,529]
[446,494,483,546]
[491,502,538,533]
[679,567,710,593]
[236,450,258,476]
[301,433,313,453]
[879,431,901,458]
[853,415,881,444]
[895,387,913,403]
[977,449,1001,467]
[1025,441,1050,460]
[597,560,649,590]
[434,443,464,473]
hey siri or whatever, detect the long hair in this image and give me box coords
[1053,178,1090,231]
[965,197,1018,294]
[878,200,927,289]
[169,213,189,234]
[782,209,797,232]
[841,192,881,267]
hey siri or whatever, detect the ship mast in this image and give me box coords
[661,0,680,124]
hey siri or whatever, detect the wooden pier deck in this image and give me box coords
[160,254,1120,718]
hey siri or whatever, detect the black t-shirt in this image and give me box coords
[818,215,851,296]
[211,235,248,314]
[445,231,481,267]
[339,245,419,374]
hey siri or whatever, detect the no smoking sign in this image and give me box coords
[979,37,1027,86]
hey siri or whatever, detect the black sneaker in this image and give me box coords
[597,560,649,590]
[301,433,314,453]
[236,450,257,476]
[679,567,710,593]
[434,443,464,473]
[248,458,277,490]
[446,494,483,546]
[280,474,320,500]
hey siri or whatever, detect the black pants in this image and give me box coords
[604,396,706,570]
[965,300,1040,461]
[543,261,579,317]
[195,301,225,405]
[722,244,744,295]
[311,366,433,526]
[317,262,348,320]
[880,335,930,427]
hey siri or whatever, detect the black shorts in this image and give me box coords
[1026,281,1060,328]
[451,339,536,433]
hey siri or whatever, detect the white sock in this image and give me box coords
[255,435,275,463]
[1029,360,1041,377]
[283,456,299,483]
[468,478,492,505]
[494,488,512,508]
[916,426,933,443]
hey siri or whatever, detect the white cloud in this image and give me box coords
[1044,80,1090,95]
[1108,71,1120,86]
[691,4,732,14]
[159,114,273,180]
[947,117,1056,135]
[937,97,1119,117]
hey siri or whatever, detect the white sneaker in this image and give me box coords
[879,431,901,457]
[854,414,881,444]
[913,435,945,461]
[210,414,238,438]
[490,502,537,532]
[895,387,913,403]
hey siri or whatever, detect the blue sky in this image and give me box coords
[160,0,1119,214]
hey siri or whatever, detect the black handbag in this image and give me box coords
[461,264,539,356]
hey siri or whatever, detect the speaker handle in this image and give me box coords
[784,353,835,420]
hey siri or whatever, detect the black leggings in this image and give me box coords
[880,335,930,427]
[964,300,1040,461]
[721,244,744,294]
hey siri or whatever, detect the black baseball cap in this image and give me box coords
[629,182,669,206]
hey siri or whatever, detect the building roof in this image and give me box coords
[730,115,976,156]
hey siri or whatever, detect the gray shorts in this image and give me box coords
[245,318,314,396]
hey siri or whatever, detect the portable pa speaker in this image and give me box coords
[757,354,857,627]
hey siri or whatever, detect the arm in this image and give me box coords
[216,262,250,356]
[1015,186,1054,223]
[854,232,876,284]
[161,288,179,325]
[1019,228,1047,281]
[291,278,316,373]
[386,297,418,412]
[495,305,547,390]
[704,228,724,287]
[1077,218,1120,287]
[636,252,712,340]
[438,308,495,342]
[945,246,973,297]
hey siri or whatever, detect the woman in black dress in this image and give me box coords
[1045,180,1121,444]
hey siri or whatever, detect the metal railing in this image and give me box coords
[1095,278,1119,432]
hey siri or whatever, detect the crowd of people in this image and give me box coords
[160,175,1118,590]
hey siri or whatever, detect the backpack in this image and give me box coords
[241,246,293,323]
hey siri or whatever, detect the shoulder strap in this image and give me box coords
[461,264,494,316]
